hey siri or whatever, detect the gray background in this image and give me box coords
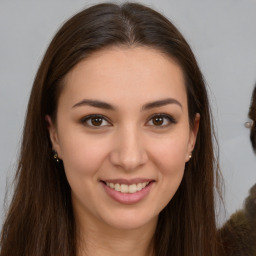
[1,0,256,226]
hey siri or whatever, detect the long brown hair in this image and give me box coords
[0,3,221,256]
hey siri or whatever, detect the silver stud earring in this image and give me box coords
[244,121,253,129]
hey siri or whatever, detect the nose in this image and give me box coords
[109,126,148,171]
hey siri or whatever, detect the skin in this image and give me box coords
[47,46,199,256]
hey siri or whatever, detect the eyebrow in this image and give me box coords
[72,98,182,111]
[72,99,115,110]
[141,98,183,111]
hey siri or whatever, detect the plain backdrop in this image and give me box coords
[1,0,256,226]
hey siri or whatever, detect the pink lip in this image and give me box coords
[101,180,154,205]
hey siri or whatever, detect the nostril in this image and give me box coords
[109,149,148,171]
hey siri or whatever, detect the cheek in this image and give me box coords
[145,135,188,213]
[149,134,189,175]
[59,131,110,176]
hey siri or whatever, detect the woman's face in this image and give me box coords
[48,46,199,231]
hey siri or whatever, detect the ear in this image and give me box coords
[45,115,62,159]
[186,113,200,162]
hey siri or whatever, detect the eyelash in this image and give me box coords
[147,113,177,127]
[80,114,111,127]
[80,113,177,128]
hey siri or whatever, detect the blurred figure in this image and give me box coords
[248,85,256,153]
[219,84,256,256]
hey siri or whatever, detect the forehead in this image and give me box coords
[60,46,188,109]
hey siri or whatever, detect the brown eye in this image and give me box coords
[152,116,164,126]
[91,117,103,126]
[147,114,176,127]
[81,115,111,127]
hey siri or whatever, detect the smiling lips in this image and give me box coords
[106,182,150,193]
[101,179,154,204]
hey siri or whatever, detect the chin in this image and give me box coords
[100,208,159,231]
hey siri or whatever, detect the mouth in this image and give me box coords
[101,181,151,194]
[100,179,155,204]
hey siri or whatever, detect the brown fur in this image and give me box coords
[219,184,256,255]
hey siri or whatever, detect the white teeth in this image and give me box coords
[106,182,150,193]
[114,184,121,192]
[120,184,129,193]
[129,184,137,193]
[137,183,142,191]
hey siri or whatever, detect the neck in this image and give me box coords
[76,213,157,256]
